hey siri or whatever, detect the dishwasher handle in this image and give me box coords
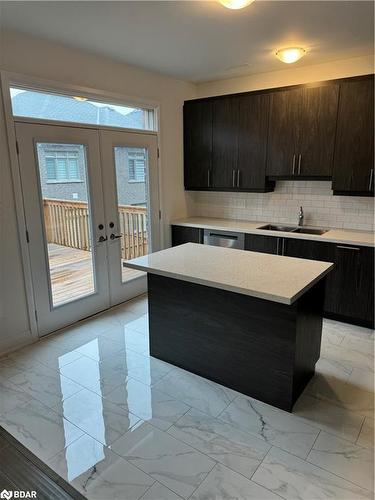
[209,232,238,240]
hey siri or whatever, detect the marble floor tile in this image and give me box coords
[47,433,154,499]
[357,417,374,449]
[314,357,352,381]
[0,398,84,462]
[122,294,149,316]
[252,446,373,500]
[341,335,375,357]
[8,363,83,408]
[294,393,365,443]
[219,396,319,459]
[111,421,215,499]
[107,350,173,386]
[126,314,149,335]
[347,367,374,393]
[54,387,140,446]
[191,463,280,500]
[168,408,270,479]
[105,378,190,431]
[307,431,374,492]
[0,351,42,379]
[322,319,346,345]
[0,376,33,415]
[324,319,374,341]
[306,373,374,417]
[322,342,374,373]
[141,482,183,500]
[99,324,149,355]
[59,354,124,396]
[154,368,238,417]
[75,336,124,362]
[321,331,345,348]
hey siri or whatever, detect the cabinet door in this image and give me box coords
[329,245,374,325]
[298,85,339,177]
[332,77,374,194]
[184,100,213,189]
[172,226,203,246]
[245,234,280,254]
[283,238,335,314]
[212,97,239,188]
[238,93,272,190]
[266,88,301,177]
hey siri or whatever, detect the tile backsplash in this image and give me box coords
[187,181,374,231]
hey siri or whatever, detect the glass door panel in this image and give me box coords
[113,146,148,284]
[100,130,160,306]
[15,122,110,335]
[35,142,95,307]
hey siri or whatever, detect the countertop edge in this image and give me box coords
[171,219,375,248]
[124,259,334,306]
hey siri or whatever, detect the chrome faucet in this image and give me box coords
[298,206,304,226]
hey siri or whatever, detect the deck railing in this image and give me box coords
[43,198,148,259]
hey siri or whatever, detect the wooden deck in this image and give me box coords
[48,243,144,306]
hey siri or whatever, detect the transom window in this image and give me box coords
[45,152,80,182]
[128,149,146,182]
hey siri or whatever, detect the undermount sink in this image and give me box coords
[292,227,328,235]
[259,224,328,235]
[259,224,298,232]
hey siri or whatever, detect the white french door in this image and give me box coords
[15,121,159,336]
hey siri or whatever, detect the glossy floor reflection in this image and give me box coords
[0,295,373,499]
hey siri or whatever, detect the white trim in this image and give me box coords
[1,70,164,339]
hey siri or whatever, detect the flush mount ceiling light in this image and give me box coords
[275,47,306,64]
[219,0,255,9]
[72,96,88,101]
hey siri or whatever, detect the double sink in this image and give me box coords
[259,224,328,235]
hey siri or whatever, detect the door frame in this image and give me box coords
[1,71,162,339]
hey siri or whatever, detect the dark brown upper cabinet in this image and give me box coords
[237,93,274,192]
[266,84,339,179]
[332,76,374,196]
[212,96,239,189]
[183,100,213,190]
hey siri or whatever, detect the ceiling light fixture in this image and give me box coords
[72,96,88,102]
[219,0,255,9]
[275,47,306,64]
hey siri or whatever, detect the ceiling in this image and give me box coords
[1,1,373,82]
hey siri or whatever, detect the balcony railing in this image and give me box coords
[43,198,148,260]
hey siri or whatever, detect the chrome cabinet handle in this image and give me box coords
[292,154,296,175]
[337,245,360,251]
[282,238,286,255]
[207,169,210,187]
[369,169,374,191]
[237,170,240,187]
[232,170,236,188]
[276,238,280,255]
[298,154,302,175]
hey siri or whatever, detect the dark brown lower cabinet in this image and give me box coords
[244,234,280,254]
[171,225,203,246]
[284,238,374,328]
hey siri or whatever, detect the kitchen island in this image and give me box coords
[124,243,333,411]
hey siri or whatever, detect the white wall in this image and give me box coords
[189,54,374,232]
[0,30,195,353]
[196,54,374,97]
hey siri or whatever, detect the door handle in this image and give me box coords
[110,233,123,240]
[298,154,302,175]
[292,154,296,175]
[98,235,108,242]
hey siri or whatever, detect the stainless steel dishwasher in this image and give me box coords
[203,229,245,250]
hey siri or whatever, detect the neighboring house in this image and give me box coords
[12,91,147,206]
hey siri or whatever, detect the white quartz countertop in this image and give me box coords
[172,217,375,247]
[124,243,333,305]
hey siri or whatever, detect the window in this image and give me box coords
[128,149,146,182]
[10,87,156,131]
[45,152,80,182]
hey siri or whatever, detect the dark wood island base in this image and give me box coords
[148,274,325,412]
